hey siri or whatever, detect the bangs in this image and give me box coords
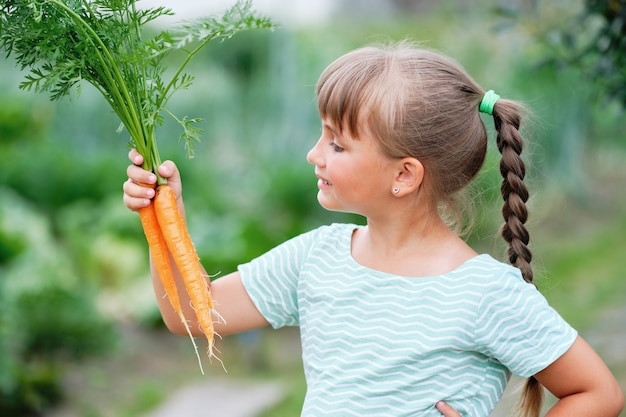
[316,48,394,138]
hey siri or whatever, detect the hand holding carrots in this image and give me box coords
[123,149,183,213]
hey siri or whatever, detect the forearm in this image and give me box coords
[537,336,624,417]
[545,390,624,417]
[150,251,269,337]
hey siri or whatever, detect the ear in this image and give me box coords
[391,157,424,196]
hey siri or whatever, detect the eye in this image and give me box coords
[330,141,344,152]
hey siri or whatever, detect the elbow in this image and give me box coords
[612,386,625,416]
[603,378,625,417]
[164,320,187,336]
[162,315,203,338]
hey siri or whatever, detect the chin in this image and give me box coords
[317,198,352,215]
[317,192,357,215]
[317,195,338,212]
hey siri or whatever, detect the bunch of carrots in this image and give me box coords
[0,0,273,371]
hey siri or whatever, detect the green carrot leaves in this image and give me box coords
[0,0,274,180]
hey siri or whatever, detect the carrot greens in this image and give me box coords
[0,0,274,181]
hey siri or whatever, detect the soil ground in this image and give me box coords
[45,325,301,417]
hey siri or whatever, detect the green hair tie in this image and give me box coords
[479,90,500,116]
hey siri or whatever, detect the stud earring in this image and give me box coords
[392,187,400,194]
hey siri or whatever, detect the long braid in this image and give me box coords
[492,100,542,417]
[493,102,533,284]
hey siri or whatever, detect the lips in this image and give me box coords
[315,174,332,189]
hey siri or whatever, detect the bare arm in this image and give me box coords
[537,335,624,416]
[434,336,623,417]
[124,149,269,337]
[151,260,269,337]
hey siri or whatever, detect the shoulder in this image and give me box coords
[262,222,357,259]
[296,222,357,245]
[313,222,358,236]
[469,255,552,316]
[456,254,525,285]
[455,254,540,304]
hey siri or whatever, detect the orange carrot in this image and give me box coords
[138,200,205,372]
[138,202,184,314]
[153,184,218,361]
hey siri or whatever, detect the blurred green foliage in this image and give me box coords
[0,187,116,415]
[0,0,624,416]
[548,0,626,106]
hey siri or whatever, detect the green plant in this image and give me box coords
[0,0,273,176]
[0,188,116,416]
[570,0,626,107]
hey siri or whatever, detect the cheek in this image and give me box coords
[325,158,347,183]
[328,163,366,195]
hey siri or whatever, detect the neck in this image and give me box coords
[365,215,454,255]
[351,206,476,277]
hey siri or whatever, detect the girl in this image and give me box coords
[123,42,624,416]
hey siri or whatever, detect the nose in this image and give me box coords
[306,137,324,166]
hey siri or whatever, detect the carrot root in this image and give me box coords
[139,202,183,313]
[139,201,206,374]
[154,184,220,364]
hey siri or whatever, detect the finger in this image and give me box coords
[123,194,151,211]
[436,401,462,417]
[128,148,144,166]
[126,164,157,186]
[124,177,156,198]
[123,179,155,211]
[123,187,151,211]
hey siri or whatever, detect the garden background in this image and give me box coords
[1,0,625,416]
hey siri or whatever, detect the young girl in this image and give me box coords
[123,42,624,417]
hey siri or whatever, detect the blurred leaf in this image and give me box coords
[0,187,116,415]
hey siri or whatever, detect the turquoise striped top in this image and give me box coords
[239,223,577,416]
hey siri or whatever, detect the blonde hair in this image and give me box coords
[317,42,540,417]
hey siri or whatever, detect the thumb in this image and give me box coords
[157,160,183,197]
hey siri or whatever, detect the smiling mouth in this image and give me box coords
[316,176,332,188]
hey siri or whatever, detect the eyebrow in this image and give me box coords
[322,122,341,136]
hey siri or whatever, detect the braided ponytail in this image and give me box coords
[490,98,542,417]
[492,100,533,284]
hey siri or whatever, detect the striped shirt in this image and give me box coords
[239,223,577,416]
